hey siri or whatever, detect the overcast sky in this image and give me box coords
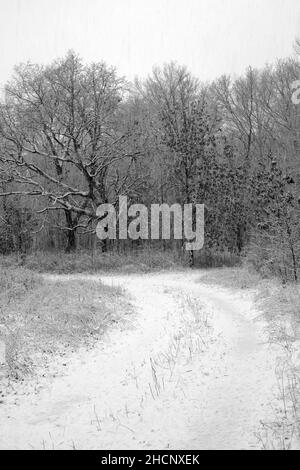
[0,0,300,88]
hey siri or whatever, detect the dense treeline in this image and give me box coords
[0,50,300,280]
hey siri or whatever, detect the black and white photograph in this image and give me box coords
[0,0,300,453]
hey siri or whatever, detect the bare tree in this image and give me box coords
[0,52,143,251]
[136,63,222,264]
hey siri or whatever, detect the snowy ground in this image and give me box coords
[0,271,287,449]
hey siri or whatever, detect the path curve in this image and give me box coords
[0,271,281,450]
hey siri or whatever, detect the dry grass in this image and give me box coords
[5,249,182,274]
[0,260,132,380]
[199,265,262,291]
[147,292,213,400]
[194,249,240,269]
[1,247,240,275]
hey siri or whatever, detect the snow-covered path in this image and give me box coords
[0,271,282,449]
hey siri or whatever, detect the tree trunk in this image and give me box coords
[64,210,77,252]
[189,250,194,267]
[65,228,76,253]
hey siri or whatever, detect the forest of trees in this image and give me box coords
[0,48,300,281]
